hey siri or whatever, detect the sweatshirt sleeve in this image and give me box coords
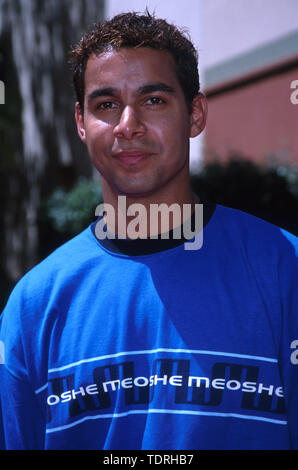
[0,366,45,449]
[278,229,298,449]
[0,281,46,450]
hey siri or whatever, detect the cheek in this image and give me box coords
[85,121,113,156]
[153,115,190,155]
[159,109,190,137]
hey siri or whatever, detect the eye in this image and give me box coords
[145,96,166,106]
[96,101,118,110]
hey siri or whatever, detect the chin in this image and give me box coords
[117,188,155,198]
[114,178,160,197]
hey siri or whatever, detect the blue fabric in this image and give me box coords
[1,204,298,450]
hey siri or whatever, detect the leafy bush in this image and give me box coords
[43,159,298,240]
[191,158,298,236]
[45,178,103,235]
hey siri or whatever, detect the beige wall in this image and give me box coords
[201,0,298,70]
[105,1,298,168]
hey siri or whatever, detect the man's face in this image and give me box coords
[76,47,206,198]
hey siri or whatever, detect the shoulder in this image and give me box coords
[211,203,298,257]
[207,205,298,314]
[0,225,103,376]
[1,225,101,319]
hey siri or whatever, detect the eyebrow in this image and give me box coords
[138,82,175,95]
[87,82,175,104]
[87,87,117,103]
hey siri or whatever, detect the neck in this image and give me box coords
[100,183,199,239]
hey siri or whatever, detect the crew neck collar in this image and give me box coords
[91,201,216,256]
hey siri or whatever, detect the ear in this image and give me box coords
[75,102,86,143]
[189,93,208,138]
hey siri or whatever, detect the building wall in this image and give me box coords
[105,1,298,168]
[200,0,298,72]
[205,62,298,164]
[202,0,298,166]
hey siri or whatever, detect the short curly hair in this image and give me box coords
[69,11,200,113]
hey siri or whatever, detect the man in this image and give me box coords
[0,11,297,450]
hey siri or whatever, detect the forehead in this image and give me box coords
[84,47,180,92]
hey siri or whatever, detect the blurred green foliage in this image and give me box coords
[44,178,103,236]
[42,158,298,244]
[191,158,298,236]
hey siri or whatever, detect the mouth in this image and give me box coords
[113,149,154,165]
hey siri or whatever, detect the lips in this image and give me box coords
[113,149,153,165]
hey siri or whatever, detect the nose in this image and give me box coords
[113,105,146,140]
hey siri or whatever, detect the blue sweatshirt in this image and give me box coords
[0,203,298,450]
